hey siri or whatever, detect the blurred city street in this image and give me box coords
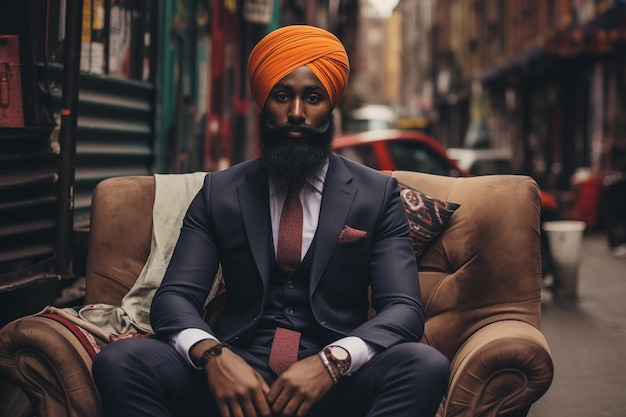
[528,231,626,417]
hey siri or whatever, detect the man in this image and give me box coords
[93,25,449,417]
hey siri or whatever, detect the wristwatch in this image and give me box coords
[324,345,351,376]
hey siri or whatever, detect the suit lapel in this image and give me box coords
[237,156,357,292]
[310,155,357,292]
[238,163,272,287]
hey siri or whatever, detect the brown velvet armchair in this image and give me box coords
[0,171,554,417]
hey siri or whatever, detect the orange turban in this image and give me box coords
[248,25,350,109]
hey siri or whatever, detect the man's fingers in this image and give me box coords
[240,397,260,417]
[228,398,257,417]
[217,401,231,417]
[256,371,271,396]
[266,376,283,403]
[267,356,338,416]
[294,398,314,417]
[251,390,272,417]
[271,390,313,417]
[281,395,303,417]
[269,385,289,415]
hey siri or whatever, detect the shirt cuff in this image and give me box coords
[326,336,378,375]
[170,328,218,369]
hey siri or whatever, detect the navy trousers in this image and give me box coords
[92,336,449,417]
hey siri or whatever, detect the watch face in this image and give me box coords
[329,346,349,361]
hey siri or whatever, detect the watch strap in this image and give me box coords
[197,342,228,367]
[318,350,339,384]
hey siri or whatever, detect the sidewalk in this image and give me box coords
[528,231,626,417]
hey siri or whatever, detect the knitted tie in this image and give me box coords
[268,327,301,375]
[277,186,303,273]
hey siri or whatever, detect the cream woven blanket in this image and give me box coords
[74,172,209,339]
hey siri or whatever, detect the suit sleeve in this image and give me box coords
[350,176,424,349]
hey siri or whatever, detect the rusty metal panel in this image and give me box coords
[48,64,155,228]
[0,35,25,128]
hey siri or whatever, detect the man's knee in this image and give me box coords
[93,338,154,383]
[419,344,450,386]
[392,343,450,384]
[93,340,125,381]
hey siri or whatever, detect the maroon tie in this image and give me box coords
[277,186,303,273]
[268,327,301,375]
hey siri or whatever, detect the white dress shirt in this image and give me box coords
[172,161,377,374]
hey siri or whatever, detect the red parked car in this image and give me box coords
[332,129,467,177]
[332,129,558,217]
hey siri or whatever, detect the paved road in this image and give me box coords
[528,231,626,417]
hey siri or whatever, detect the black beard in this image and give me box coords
[259,110,334,189]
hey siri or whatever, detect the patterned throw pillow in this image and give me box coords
[397,181,460,258]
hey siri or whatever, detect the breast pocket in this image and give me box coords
[332,238,370,256]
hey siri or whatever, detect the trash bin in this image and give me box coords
[542,220,586,300]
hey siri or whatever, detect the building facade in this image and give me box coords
[397,0,626,224]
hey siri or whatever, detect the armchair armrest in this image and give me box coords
[443,321,553,417]
[0,316,104,417]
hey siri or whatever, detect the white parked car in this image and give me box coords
[447,148,514,176]
[342,104,397,133]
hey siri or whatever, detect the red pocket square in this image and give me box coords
[338,226,367,245]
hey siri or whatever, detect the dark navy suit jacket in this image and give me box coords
[150,153,424,350]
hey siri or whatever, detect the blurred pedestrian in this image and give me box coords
[601,171,626,257]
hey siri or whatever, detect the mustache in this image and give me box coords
[262,118,331,136]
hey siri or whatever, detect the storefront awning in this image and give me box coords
[545,28,626,56]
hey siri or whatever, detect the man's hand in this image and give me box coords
[193,341,272,417]
[267,354,336,417]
